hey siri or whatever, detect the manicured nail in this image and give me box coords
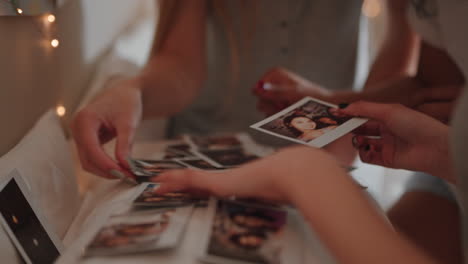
[364,144,370,151]
[338,103,349,109]
[110,170,138,185]
[352,136,359,148]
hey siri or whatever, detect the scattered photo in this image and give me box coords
[129,159,187,178]
[0,170,63,264]
[85,206,193,256]
[203,200,287,264]
[164,143,195,159]
[251,97,368,148]
[187,135,243,151]
[196,149,259,168]
[133,183,203,208]
[176,158,222,170]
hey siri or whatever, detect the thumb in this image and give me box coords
[115,123,136,169]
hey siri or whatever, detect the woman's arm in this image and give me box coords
[154,146,439,264]
[70,0,207,178]
[138,0,207,118]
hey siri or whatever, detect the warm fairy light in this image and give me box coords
[50,39,60,48]
[16,8,23,14]
[362,0,381,18]
[12,215,18,224]
[56,105,66,117]
[47,14,56,23]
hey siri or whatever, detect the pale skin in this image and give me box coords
[71,0,207,178]
[154,101,452,264]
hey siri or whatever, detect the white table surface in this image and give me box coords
[57,140,378,264]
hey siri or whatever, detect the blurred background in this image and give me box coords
[0,0,411,209]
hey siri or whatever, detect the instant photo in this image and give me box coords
[129,159,187,177]
[251,97,367,148]
[85,206,193,256]
[203,200,287,264]
[176,158,222,170]
[0,170,62,264]
[133,183,203,208]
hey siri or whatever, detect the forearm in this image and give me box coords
[289,165,436,264]
[323,76,424,106]
[137,53,205,119]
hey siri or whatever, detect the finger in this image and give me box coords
[115,123,136,170]
[353,136,383,153]
[338,101,403,123]
[155,169,239,198]
[76,147,116,179]
[416,101,454,124]
[352,120,382,136]
[71,112,123,175]
[154,170,218,194]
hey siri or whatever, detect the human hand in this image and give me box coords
[71,78,143,179]
[337,101,453,182]
[154,146,346,203]
[253,67,331,116]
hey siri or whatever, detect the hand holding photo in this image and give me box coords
[251,97,367,148]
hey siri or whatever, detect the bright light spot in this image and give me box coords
[56,105,66,117]
[50,39,60,48]
[47,14,56,23]
[362,0,381,18]
[12,215,18,224]
[16,8,23,14]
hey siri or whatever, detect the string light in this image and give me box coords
[16,8,22,14]
[50,38,59,48]
[362,0,381,18]
[47,14,56,23]
[56,105,66,117]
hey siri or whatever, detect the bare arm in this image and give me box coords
[137,0,207,118]
[364,0,420,89]
[291,161,437,264]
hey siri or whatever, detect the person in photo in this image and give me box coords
[282,114,338,142]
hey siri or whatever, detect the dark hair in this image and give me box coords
[312,116,337,129]
[229,232,267,250]
[283,114,311,137]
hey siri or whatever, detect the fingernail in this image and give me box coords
[110,169,124,179]
[110,170,138,185]
[338,103,349,109]
[364,144,370,151]
[352,136,359,148]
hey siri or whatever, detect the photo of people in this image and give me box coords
[133,184,201,207]
[251,97,367,148]
[85,211,176,256]
[205,200,286,264]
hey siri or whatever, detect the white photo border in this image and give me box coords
[0,169,64,264]
[250,97,368,148]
